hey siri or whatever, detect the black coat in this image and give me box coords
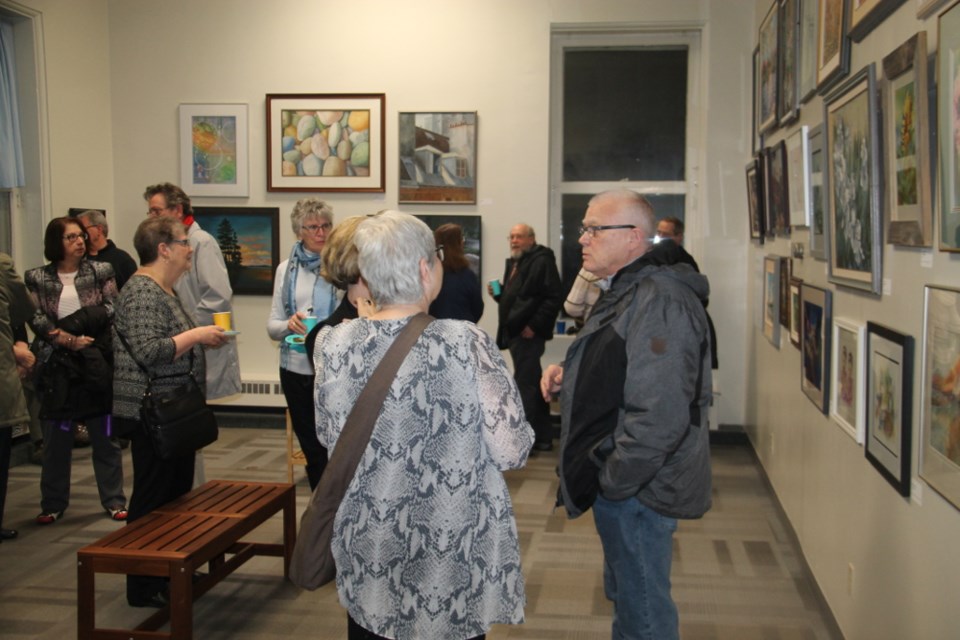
[494,244,563,349]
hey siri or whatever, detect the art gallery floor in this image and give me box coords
[0,427,842,639]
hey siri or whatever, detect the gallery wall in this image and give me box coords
[747,1,960,638]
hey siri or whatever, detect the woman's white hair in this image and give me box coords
[355,210,437,306]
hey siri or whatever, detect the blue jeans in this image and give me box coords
[592,494,678,640]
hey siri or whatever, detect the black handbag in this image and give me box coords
[290,313,433,590]
[116,329,218,459]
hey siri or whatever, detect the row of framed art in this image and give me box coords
[180,95,479,203]
[763,257,960,511]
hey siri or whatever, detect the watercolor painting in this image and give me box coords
[193,207,279,296]
[178,104,248,197]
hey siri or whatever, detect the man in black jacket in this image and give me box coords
[489,224,563,450]
[77,210,137,290]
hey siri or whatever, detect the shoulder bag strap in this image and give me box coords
[318,312,433,497]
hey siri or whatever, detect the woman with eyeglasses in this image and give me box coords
[24,216,127,525]
[267,198,340,490]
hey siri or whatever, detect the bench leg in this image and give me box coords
[169,562,194,640]
[77,555,95,640]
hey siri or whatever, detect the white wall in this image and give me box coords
[747,1,960,638]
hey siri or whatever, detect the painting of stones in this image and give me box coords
[399,112,477,203]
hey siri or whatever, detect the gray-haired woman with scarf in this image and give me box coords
[267,198,339,489]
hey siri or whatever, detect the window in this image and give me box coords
[549,28,702,296]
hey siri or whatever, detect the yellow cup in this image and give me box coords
[213,312,232,331]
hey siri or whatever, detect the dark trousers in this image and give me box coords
[508,335,552,444]
[280,368,328,490]
[0,427,10,529]
[347,616,485,640]
[118,417,195,604]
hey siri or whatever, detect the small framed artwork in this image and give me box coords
[817,0,851,93]
[178,104,249,198]
[865,321,914,496]
[938,6,960,251]
[824,64,883,294]
[920,285,960,510]
[779,0,801,126]
[753,46,764,154]
[917,0,952,18]
[808,124,829,260]
[746,157,766,241]
[779,256,792,328]
[399,112,477,204]
[766,140,791,236]
[266,93,385,193]
[831,317,866,442]
[848,0,908,42]
[786,125,811,227]
[798,0,820,103]
[412,214,482,277]
[763,255,782,348]
[789,276,803,349]
[883,32,932,247]
[801,283,832,414]
[759,1,780,134]
[192,207,280,296]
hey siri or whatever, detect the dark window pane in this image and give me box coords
[563,48,687,182]
[559,193,685,301]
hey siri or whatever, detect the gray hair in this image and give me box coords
[290,198,333,235]
[589,189,656,239]
[78,209,108,236]
[355,210,437,306]
[134,217,185,265]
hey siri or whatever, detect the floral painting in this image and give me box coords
[939,9,960,250]
[865,321,913,496]
[832,318,865,442]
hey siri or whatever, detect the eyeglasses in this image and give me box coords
[63,232,89,242]
[147,206,172,216]
[435,245,445,262]
[302,222,333,234]
[578,224,637,238]
[167,238,190,247]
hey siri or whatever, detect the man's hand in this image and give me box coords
[541,364,563,401]
[521,326,535,339]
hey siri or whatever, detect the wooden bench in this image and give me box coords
[77,480,296,640]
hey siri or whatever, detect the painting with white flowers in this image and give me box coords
[824,64,883,294]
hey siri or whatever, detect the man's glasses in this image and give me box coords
[435,245,445,262]
[578,224,636,238]
[167,239,190,247]
[63,232,89,242]
[147,206,172,216]
[302,222,333,234]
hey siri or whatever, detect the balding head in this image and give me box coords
[509,223,537,259]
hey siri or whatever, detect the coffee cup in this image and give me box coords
[302,315,319,334]
[489,280,502,296]
[213,311,232,331]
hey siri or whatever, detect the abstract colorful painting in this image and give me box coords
[179,104,249,197]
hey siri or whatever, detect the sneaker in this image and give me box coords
[106,507,128,521]
[36,510,64,525]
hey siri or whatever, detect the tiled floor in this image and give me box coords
[0,428,842,639]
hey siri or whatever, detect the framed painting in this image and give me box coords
[266,93,385,193]
[192,207,280,296]
[746,157,766,241]
[766,140,791,236]
[779,256,792,328]
[831,317,866,442]
[789,276,803,348]
[412,214,482,277]
[399,112,477,204]
[763,255,782,348]
[883,32,932,247]
[848,0,908,42]
[799,0,820,102]
[808,124,829,260]
[938,6,960,251]
[917,0,952,18]
[779,0,801,125]
[759,2,780,134]
[865,322,914,496]
[753,46,764,154]
[824,64,883,294]
[817,0,851,93]
[787,125,811,227]
[920,285,960,509]
[178,104,248,197]
[801,283,832,414]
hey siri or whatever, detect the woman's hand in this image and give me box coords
[193,325,228,348]
[51,329,94,351]
[287,311,307,335]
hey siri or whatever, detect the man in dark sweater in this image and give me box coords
[78,209,137,290]
[489,224,563,450]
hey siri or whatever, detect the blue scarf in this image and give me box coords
[281,241,336,320]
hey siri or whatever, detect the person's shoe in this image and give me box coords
[106,507,128,521]
[533,441,554,452]
[35,510,64,525]
[73,423,90,448]
[128,589,169,608]
[0,528,18,540]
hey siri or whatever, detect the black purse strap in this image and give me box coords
[115,326,196,384]
[315,312,433,500]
